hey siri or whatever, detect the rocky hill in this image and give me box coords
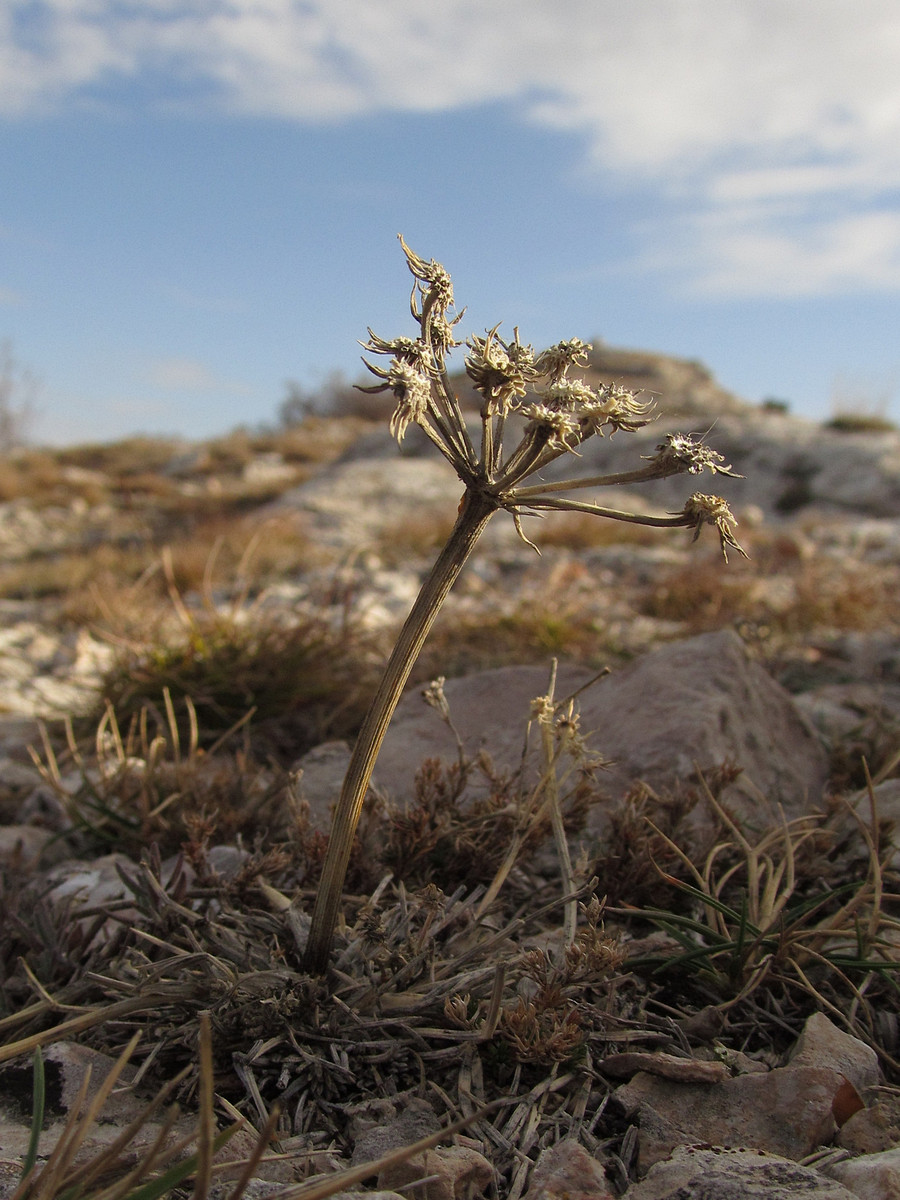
[0,347,899,1200]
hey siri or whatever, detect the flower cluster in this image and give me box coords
[357,235,745,560]
[304,236,748,972]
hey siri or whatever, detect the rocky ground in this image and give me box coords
[1,350,899,1199]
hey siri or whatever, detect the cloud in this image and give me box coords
[3,1,900,295]
[146,356,250,394]
[643,209,900,298]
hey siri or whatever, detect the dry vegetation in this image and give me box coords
[2,664,897,1199]
[1,413,899,1190]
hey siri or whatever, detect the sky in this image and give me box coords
[2,1,900,446]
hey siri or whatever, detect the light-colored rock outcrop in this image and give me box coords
[374,631,828,824]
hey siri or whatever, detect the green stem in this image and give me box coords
[303,488,498,973]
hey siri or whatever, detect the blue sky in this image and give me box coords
[2,1,899,446]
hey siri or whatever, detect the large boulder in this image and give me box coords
[374,631,828,828]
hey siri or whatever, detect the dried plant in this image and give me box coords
[616,775,900,1030]
[304,237,744,971]
[8,1020,261,1200]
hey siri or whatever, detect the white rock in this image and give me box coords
[789,1012,881,1097]
[625,1145,857,1199]
[375,631,828,830]
[825,1148,900,1200]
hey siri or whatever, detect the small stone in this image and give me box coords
[825,1147,900,1200]
[837,1104,900,1155]
[291,740,352,834]
[350,1099,441,1166]
[0,823,57,867]
[523,1140,614,1199]
[626,1145,858,1199]
[377,1145,493,1200]
[789,1012,881,1096]
[614,1063,841,1172]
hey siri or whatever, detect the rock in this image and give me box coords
[0,755,44,790]
[824,1147,900,1200]
[837,1103,900,1155]
[41,852,142,948]
[205,843,251,879]
[523,1140,615,1199]
[292,740,353,834]
[865,779,900,870]
[350,1099,441,1167]
[377,1145,494,1200]
[624,1145,858,1199]
[276,459,463,550]
[614,1064,841,1173]
[792,683,900,783]
[242,452,298,486]
[328,1193,407,1200]
[274,457,519,554]
[0,823,59,867]
[789,1012,881,1097]
[375,631,828,829]
[0,1041,148,1127]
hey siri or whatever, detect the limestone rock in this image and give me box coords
[292,740,353,834]
[824,1147,900,1200]
[624,1145,858,1199]
[376,631,828,829]
[377,1145,494,1200]
[614,1063,841,1172]
[837,1102,900,1155]
[523,1139,615,1199]
[350,1099,441,1166]
[789,1012,881,1096]
[0,823,59,868]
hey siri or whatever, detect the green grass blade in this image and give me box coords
[21,1045,45,1183]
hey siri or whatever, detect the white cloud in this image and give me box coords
[3,1,900,295]
[146,356,250,393]
[658,210,900,298]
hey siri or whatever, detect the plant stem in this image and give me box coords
[303,488,498,973]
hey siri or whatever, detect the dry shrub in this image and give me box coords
[375,507,457,563]
[90,609,379,763]
[533,510,669,550]
[591,767,741,910]
[0,451,67,504]
[57,436,184,477]
[827,413,897,434]
[380,755,593,892]
[790,561,899,633]
[159,513,324,597]
[0,545,155,603]
[3,501,322,613]
[641,557,757,630]
[262,415,380,462]
[417,602,608,681]
[642,550,899,638]
[34,702,304,860]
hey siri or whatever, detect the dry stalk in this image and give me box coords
[303,236,743,972]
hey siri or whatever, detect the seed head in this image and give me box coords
[466,326,532,414]
[399,233,454,313]
[587,384,655,436]
[645,433,740,478]
[522,403,582,451]
[534,339,592,384]
[386,360,432,443]
[681,493,747,561]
